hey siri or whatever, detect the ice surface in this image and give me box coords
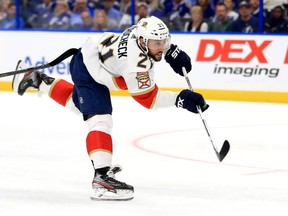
[0,92,287,216]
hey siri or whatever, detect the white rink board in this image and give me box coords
[0,30,287,92]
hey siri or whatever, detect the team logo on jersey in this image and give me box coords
[136,72,151,89]
[142,21,148,28]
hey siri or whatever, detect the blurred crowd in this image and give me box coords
[0,0,287,33]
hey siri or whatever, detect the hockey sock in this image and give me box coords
[86,130,113,169]
[39,78,81,115]
[48,79,74,106]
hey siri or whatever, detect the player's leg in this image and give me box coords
[12,60,81,116]
[13,53,134,200]
[70,50,134,201]
[85,113,133,201]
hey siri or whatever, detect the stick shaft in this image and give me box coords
[182,67,220,153]
[0,48,78,78]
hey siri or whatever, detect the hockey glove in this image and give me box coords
[164,44,192,76]
[175,89,209,113]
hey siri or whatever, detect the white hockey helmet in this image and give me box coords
[136,16,170,47]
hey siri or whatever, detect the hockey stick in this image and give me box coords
[0,48,78,78]
[182,67,230,162]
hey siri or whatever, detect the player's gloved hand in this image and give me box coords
[175,89,209,113]
[164,44,192,76]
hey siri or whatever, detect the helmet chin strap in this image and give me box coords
[136,38,157,61]
[137,37,149,54]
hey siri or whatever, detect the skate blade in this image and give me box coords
[90,188,134,201]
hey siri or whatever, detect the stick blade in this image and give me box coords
[217,140,230,162]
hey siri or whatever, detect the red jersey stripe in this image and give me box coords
[113,76,128,90]
[131,85,158,109]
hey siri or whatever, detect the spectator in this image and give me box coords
[0,0,10,26]
[101,0,121,22]
[118,2,149,30]
[224,0,239,21]
[249,0,260,18]
[86,0,102,10]
[111,0,121,11]
[188,0,221,9]
[119,0,132,15]
[47,0,71,30]
[209,2,233,32]
[264,5,288,33]
[80,10,94,30]
[92,9,117,31]
[0,2,24,29]
[231,0,259,33]
[162,0,191,31]
[145,0,164,17]
[165,0,191,18]
[161,0,190,18]
[27,0,54,29]
[264,0,288,16]
[21,0,43,28]
[70,0,93,29]
[196,0,215,21]
[187,0,197,7]
[184,5,208,32]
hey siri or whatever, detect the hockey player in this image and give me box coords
[12,16,208,200]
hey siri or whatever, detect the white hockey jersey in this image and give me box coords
[80,26,178,109]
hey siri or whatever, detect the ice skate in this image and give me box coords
[12,60,55,96]
[91,165,134,201]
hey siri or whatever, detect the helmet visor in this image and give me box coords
[147,37,171,54]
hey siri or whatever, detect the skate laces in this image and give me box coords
[105,165,127,186]
[39,73,55,85]
[107,165,122,178]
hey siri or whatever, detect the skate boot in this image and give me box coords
[91,165,134,201]
[12,60,55,96]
